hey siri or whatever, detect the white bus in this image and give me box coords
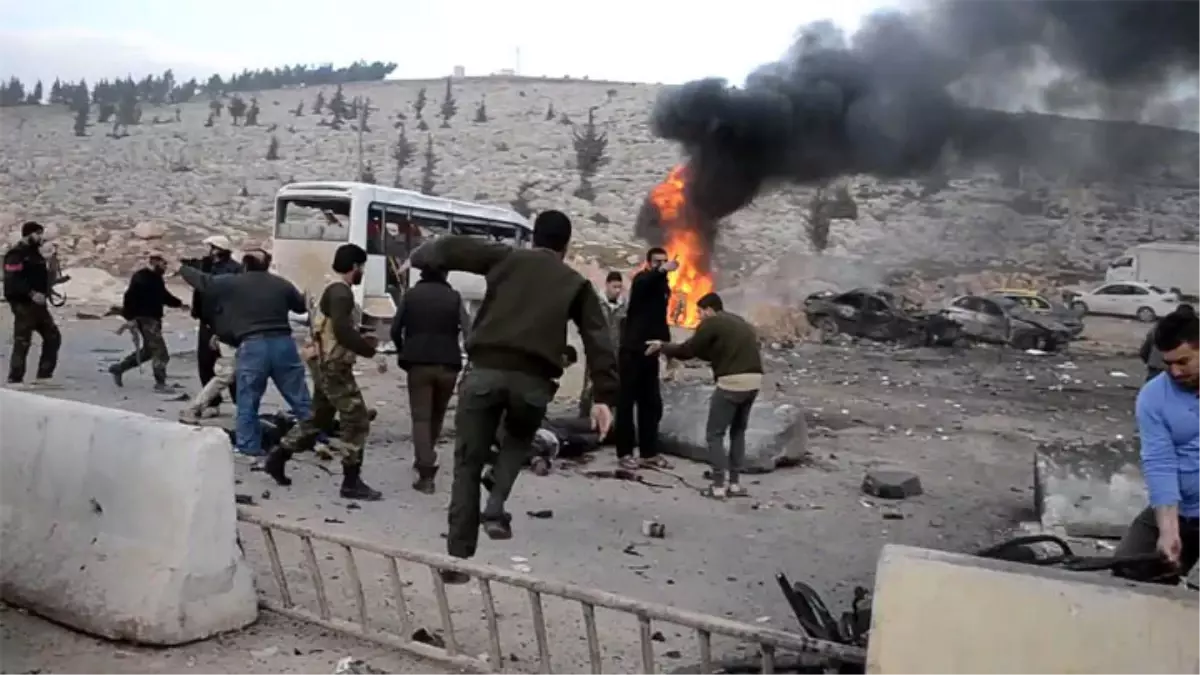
[271,181,533,323]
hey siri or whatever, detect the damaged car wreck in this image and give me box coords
[943,294,1077,352]
[803,288,962,347]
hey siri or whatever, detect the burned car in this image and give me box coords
[943,294,1074,351]
[804,288,962,346]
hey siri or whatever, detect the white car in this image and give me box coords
[1069,282,1181,322]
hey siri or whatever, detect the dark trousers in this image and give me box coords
[407,363,459,473]
[706,387,758,486]
[613,348,662,459]
[197,323,236,405]
[448,367,554,559]
[1114,507,1199,585]
[8,302,61,382]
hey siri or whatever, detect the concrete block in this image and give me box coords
[862,469,923,499]
[868,544,1200,674]
[656,381,808,473]
[1034,438,1145,533]
[0,389,257,645]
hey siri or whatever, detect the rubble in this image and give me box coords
[861,469,924,499]
[656,381,809,473]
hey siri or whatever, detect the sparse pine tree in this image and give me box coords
[73,106,88,137]
[413,87,427,119]
[266,135,280,160]
[416,117,429,131]
[419,135,438,196]
[312,91,325,115]
[328,84,347,123]
[49,79,62,105]
[229,95,247,124]
[439,77,457,128]
[572,107,609,181]
[98,102,116,123]
[391,123,415,188]
[244,97,260,126]
[545,102,555,121]
[116,88,139,131]
[293,100,304,117]
[473,97,488,123]
[26,80,43,105]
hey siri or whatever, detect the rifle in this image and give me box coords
[45,244,70,307]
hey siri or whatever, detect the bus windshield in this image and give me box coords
[276,197,351,242]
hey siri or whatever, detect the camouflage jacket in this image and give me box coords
[599,296,626,354]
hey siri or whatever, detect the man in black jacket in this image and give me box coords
[614,247,678,470]
[190,235,242,413]
[109,252,186,391]
[391,267,473,494]
[4,221,62,385]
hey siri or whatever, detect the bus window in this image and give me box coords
[453,220,520,243]
[276,198,350,242]
[366,207,385,255]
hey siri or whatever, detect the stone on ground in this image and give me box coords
[655,381,808,473]
[862,469,924,499]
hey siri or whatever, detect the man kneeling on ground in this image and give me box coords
[646,292,763,500]
[265,244,383,501]
[1114,308,1199,584]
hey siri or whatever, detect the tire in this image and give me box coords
[1011,332,1038,351]
[815,316,840,343]
[1070,301,1089,316]
[1136,306,1157,323]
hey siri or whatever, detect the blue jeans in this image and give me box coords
[235,334,311,455]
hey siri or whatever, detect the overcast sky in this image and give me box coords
[0,0,889,86]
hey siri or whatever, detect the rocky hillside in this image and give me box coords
[1,76,1196,298]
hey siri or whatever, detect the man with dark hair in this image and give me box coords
[579,270,626,419]
[407,209,619,583]
[1140,304,1196,382]
[391,266,473,494]
[647,292,764,499]
[1115,308,1199,584]
[4,221,62,385]
[179,247,311,457]
[614,247,677,470]
[265,243,383,501]
[109,252,186,391]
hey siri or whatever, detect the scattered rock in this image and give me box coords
[412,628,445,648]
[861,469,924,499]
[527,509,554,519]
[132,222,167,240]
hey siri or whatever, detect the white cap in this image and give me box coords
[202,235,232,251]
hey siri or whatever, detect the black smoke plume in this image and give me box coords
[650,0,1199,223]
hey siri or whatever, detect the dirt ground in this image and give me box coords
[0,305,1150,674]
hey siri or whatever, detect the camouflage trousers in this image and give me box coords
[115,317,170,383]
[8,301,62,382]
[280,361,370,466]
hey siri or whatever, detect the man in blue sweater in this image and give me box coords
[1115,309,1200,584]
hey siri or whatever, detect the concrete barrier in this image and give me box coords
[0,389,257,645]
[868,544,1199,674]
[1034,437,1146,537]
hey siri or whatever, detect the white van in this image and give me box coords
[271,181,532,323]
[1104,241,1199,298]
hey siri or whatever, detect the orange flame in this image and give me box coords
[647,165,714,329]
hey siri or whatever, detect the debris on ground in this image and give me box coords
[861,469,924,499]
[642,519,666,538]
[411,628,445,648]
[333,656,386,674]
[234,494,255,505]
[527,509,554,519]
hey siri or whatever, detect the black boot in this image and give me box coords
[481,512,513,540]
[264,447,294,486]
[108,364,124,387]
[341,463,383,501]
[413,466,437,495]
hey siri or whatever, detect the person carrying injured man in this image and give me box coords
[645,292,763,500]
[406,209,618,584]
[264,244,385,501]
[109,251,187,392]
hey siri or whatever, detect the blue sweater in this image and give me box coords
[1136,374,1200,518]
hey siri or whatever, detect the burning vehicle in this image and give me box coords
[803,288,962,346]
[944,294,1075,352]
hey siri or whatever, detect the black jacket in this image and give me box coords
[121,268,184,320]
[190,256,242,322]
[2,241,51,304]
[391,278,471,370]
[621,267,671,349]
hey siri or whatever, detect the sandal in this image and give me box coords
[701,485,728,500]
[640,456,674,469]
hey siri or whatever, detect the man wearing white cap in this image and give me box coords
[182,235,242,420]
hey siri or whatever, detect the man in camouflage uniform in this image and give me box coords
[264,243,383,501]
[579,270,626,419]
[109,252,185,392]
[4,221,62,385]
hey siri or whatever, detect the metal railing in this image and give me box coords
[238,507,866,673]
